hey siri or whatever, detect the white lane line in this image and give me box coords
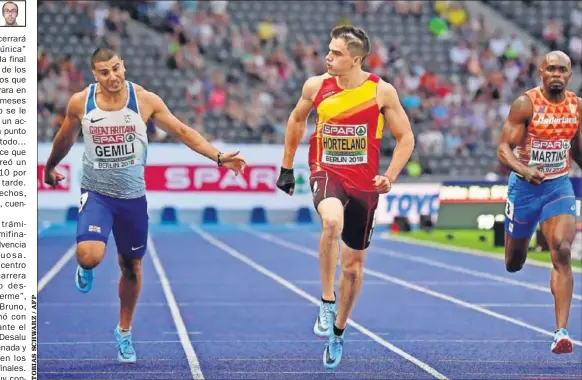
[305,231,582,299]
[372,246,582,301]
[476,303,582,308]
[244,227,582,348]
[38,244,76,292]
[379,232,582,274]
[39,340,181,345]
[218,371,415,375]
[38,221,53,235]
[39,372,191,375]
[191,225,448,380]
[39,301,313,307]
[295,280,518,286]
[147,235,205,379]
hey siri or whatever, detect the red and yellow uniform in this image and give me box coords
[307,73,384,250]
[309,73,384,191]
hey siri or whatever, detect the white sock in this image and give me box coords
[117,325,131,337]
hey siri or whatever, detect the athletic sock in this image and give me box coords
[322,292,336,304]
[117,325,131,337]
[333,324,345,337]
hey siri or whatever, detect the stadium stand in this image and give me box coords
[37,0,582,177]
[482,0,582,67]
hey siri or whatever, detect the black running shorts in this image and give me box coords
[309,170,379,250]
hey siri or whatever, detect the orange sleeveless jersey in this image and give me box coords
[516,87,579,180]
[308,73,384,191]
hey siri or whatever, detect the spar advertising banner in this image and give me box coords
[37,143,442,224]
[36,142,580,229]
[38,143,316,210]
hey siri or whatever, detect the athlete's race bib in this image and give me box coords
[321,123,368,165]
[528,139,570,174]
[88,126,139,170]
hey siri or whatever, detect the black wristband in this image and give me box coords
[217,152,223,167]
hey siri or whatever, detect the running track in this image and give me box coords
[38,223,582,379]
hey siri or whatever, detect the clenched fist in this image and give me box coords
[373,175,392,193]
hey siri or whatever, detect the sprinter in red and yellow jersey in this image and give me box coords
[276,25,414,369]
[498,51,582,355]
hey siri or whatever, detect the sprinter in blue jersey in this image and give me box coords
[43,48,247,364]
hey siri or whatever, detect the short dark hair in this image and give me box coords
[3,2,18,14]
[330,25,371,62]
[91,47,120,69]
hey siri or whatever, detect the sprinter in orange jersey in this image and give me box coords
[276,25,414,369]
[498,51,582,355]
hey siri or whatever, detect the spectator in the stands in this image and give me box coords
[394,0,423,17]
[37,0,560,180]
[542,16,564,50]
[449,40,471,69]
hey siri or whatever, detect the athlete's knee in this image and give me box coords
[119,256,142,282]
[322,214,343,237]
[341,253,365,282]
[552,240,571,268]
[319,201,343,239]
[505,248,527,272]
[76,241,106,269]
[318,198,344,238]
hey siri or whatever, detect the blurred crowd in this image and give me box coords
[37,0,582,175]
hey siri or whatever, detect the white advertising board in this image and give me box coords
[376,183,441,224]
[38,143,315,210]
[38,143,441,225]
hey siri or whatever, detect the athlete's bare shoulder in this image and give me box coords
[312,73,331,83]
[302,75,326,101]
[375,78,401,110]
[127,83,171,122]
[129,83,163,110]
[131,83,163,105]
[130,82,147,94]
[507,93,534,122]
[376,78,397,96]
[498,93,535,145]
[71,86,90,104]
[288,75,325,120]
[129,82,152,101]
[67,87,90,118]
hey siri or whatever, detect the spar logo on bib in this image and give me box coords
[321,123,368,165]
[89,125,139,169]
[530,139,570,174]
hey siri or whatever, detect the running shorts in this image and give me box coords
[310,170,379,250]
[505,172,576,239]
[76,189,149,258]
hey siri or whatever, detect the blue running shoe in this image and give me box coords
[551,328,573,354]
[75,265,93,293]
[313,301,336,337]
[114,327,137,363]
[323,330,344,369]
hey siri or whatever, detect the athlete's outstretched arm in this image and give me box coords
[44,92,84,188]
[281,76,319,169]
[379,81,414,186]
[147,91,246,173]
[570,97,582,170]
